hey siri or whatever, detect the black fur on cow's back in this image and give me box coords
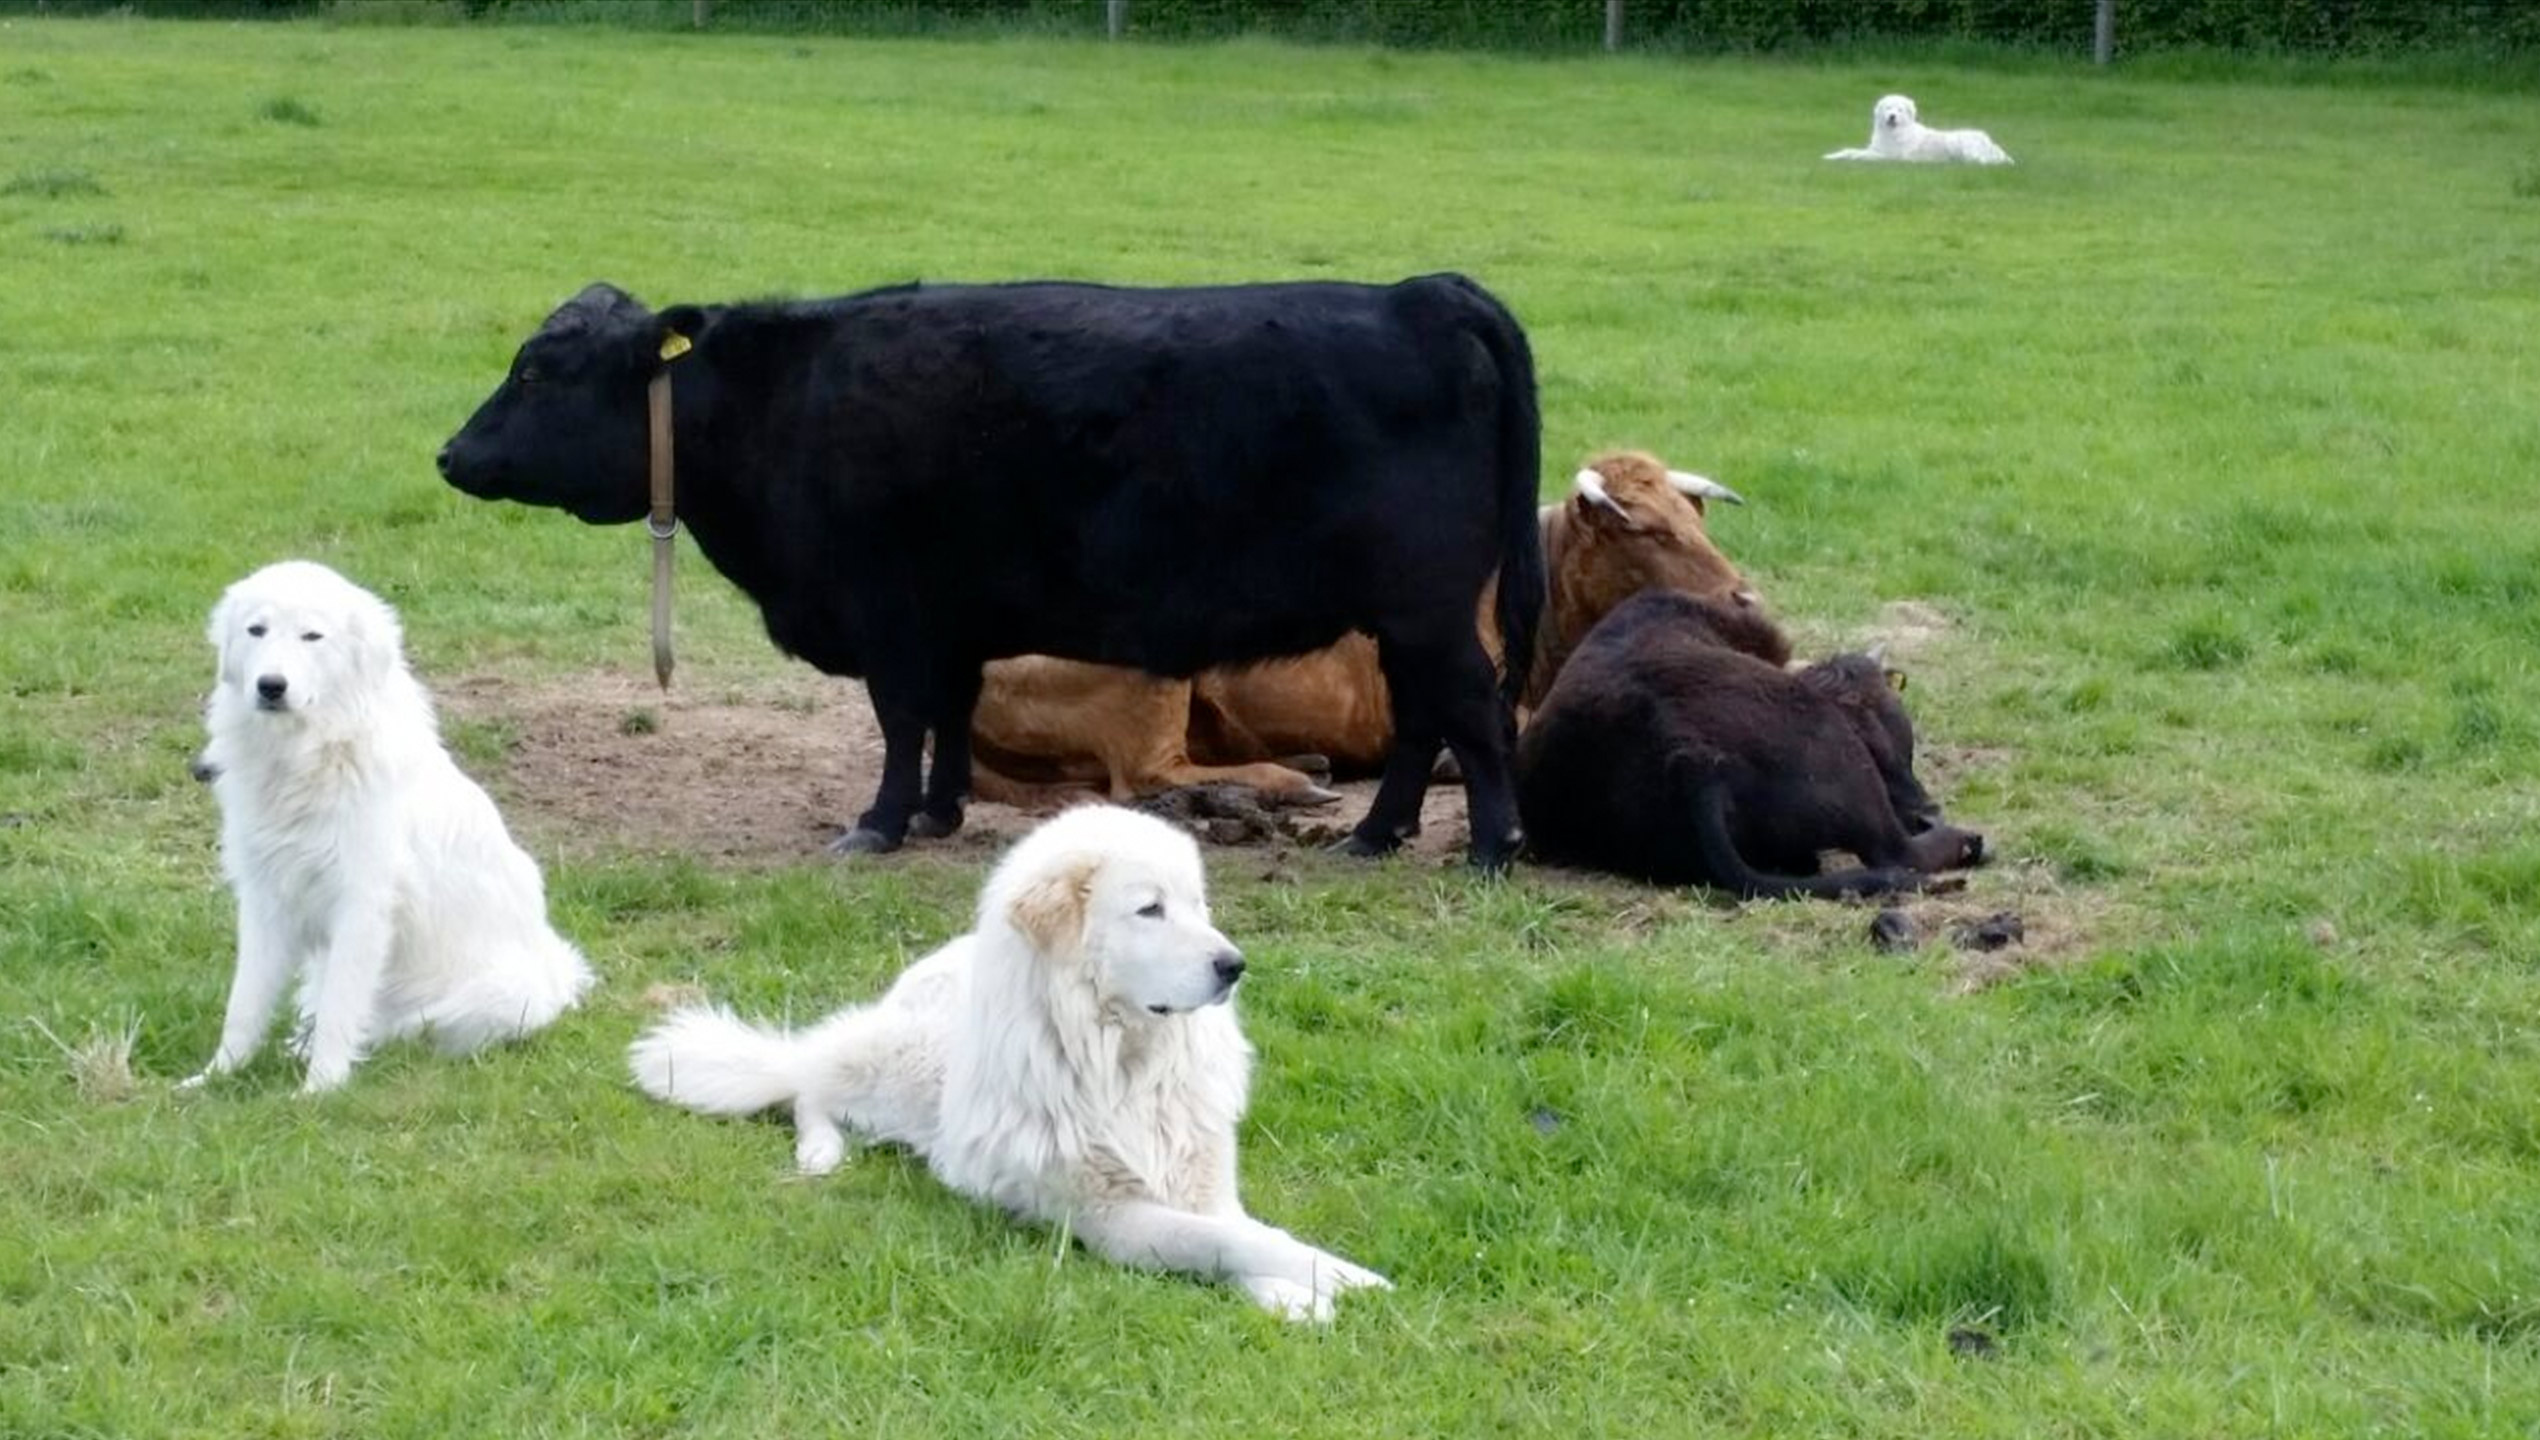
[650,274,1542,684]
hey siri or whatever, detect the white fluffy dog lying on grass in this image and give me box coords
[183,561,592,1094]
[630,804,1392,1323]
[1825,93,2015,165]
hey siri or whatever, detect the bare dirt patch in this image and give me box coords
[442,669,1471,867]
[1725,853,2124,987]
[445,665,2104,984]
[1857,597,1957,659]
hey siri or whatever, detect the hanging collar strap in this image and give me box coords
[646,330,692,689]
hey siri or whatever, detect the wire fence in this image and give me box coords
[11,0,2537,57]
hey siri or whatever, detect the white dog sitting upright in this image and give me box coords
[630,804,1391,1323]
[1825,93,2014,165]
[184,560,593,1093]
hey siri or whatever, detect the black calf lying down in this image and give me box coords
[1516,591,1985,899]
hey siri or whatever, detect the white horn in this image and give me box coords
[1667,469,1745,505]
[1571,467,1626,515]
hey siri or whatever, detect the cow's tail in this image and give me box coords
[1466,281,1546,712]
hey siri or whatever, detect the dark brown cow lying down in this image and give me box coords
[1516,590,1985,899]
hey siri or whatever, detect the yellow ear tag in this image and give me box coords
[659,331,693,362]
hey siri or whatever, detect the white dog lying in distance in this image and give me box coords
[183,560,593,1094]
[629,804,1392,1323]
[1825,93,2014,165]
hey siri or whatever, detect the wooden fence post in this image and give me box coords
[1108,0,1128,41]
[692,0,708,29]
[2093,0,2115,64]
[1605,0,1625,52]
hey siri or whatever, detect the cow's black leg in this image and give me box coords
[1342,633,1458,860]
[1680,767,1920,901]
[1339,743,1437,858]
[910,665,983,841]
[833,695,927,856]
[1428,637,1525,873]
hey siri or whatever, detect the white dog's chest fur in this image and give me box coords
[218,745,401,933]
[927,973,1251,1220]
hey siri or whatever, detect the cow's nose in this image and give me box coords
[256,675,288,702]
[434,445,454,478]
[1211,950,1247,985]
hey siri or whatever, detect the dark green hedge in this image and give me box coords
[12,0,2537,54]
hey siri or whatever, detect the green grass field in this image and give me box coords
[6,14,2540,1436]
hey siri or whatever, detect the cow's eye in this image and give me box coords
[246,624,267,638]
[300,631,323,643]
[517,364,542,385]
[1137,901,1165,919]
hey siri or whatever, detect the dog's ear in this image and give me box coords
[339,590,406,675]
[1007,856,1100,955]
[206,589,242,683]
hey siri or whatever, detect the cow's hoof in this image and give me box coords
[1467,833,1521,876]
[909,807,964,841]
[1961,833,1990,868]
[1273,784,1344,811]
[828,827,902,857]
[1868,908,1919,953]
[1332,830,1402,859]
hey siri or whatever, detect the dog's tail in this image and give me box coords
[628,1005,817,1116]
[425,939,595,1055]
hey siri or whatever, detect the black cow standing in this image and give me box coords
[439,277,1545,867]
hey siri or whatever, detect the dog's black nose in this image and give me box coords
[256,675,288,702]
[1212,951,1247,985]
[434,445,454,478]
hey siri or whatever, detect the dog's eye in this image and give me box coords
[1137,901,1165,919]
[300,631,323,643]
[246,624,267,638]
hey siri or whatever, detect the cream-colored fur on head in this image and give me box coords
[1825,93,2015,165]
[183,560,592,1094]
[627,804,1390,1323]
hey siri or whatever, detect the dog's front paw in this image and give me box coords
[1241,1274,1330,1324]
[175,1070,215,1091]
[1304,1248,1392,1304]
[299,1059,353,1094]
[795,1130,848,1177]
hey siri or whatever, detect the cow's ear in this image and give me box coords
[1572,492,1643,533]
[1885,667,1909,693]
[655,306,709,365]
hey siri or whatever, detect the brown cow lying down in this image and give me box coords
[970,451,1755,807]
[1516,590,1986,900]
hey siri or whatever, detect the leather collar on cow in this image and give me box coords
[647,330,693,689]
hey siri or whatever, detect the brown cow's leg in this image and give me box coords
[969,762,1102,812]
[1156,761,1340,808]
